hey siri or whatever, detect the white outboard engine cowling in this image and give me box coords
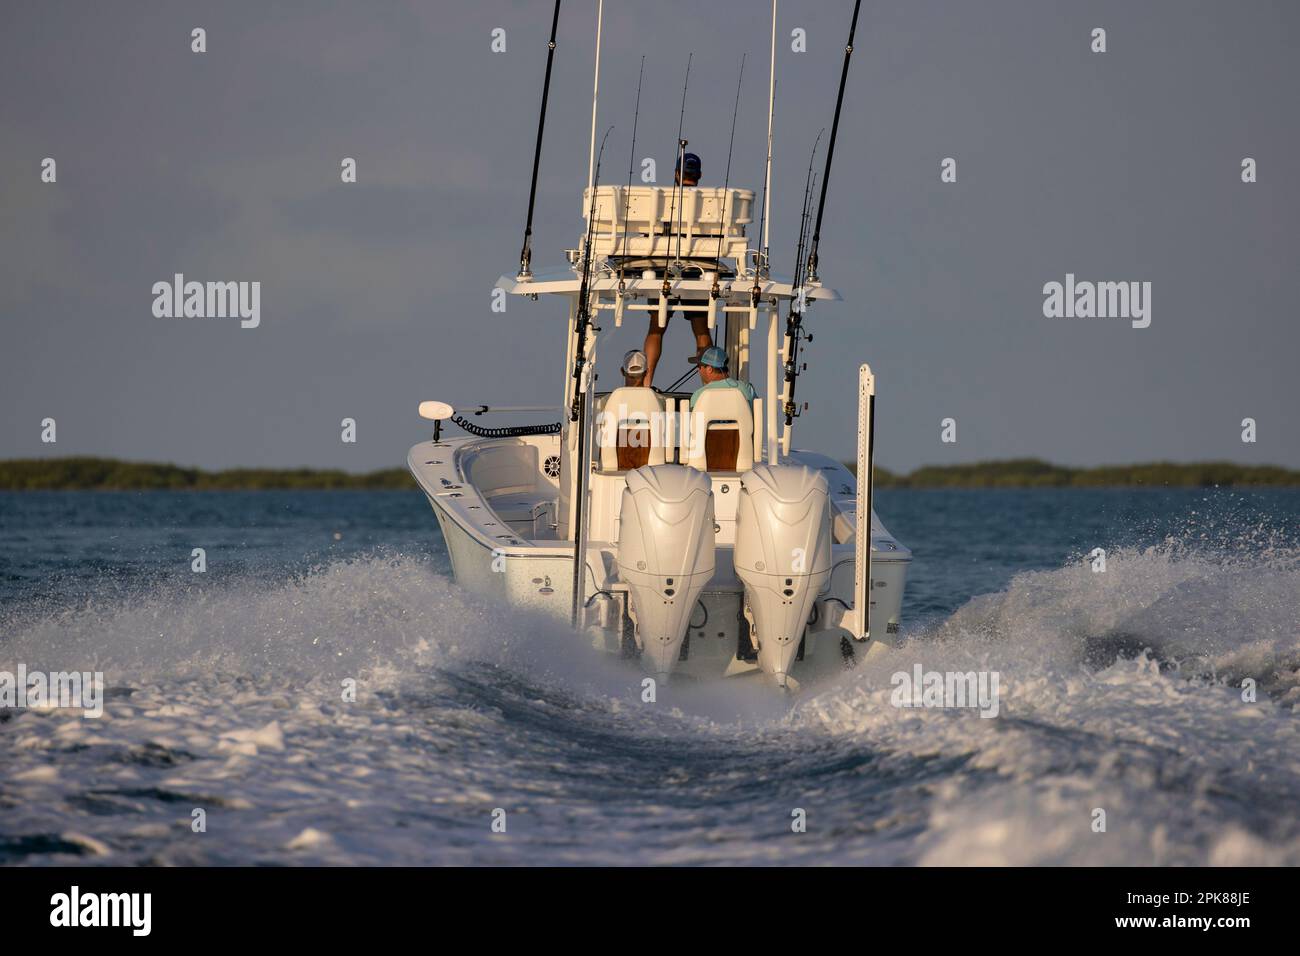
[617,465,716,678]
[734,464,832,686]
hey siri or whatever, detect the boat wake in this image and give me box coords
[795,539,1300,864]
[2,540,1297,865]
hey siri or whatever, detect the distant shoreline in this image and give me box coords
[0,458,414,491]
[2,456,1298,491]
[869,458,1300,488]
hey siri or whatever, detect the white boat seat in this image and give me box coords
[687,388,755,473]
[598,387,668,472]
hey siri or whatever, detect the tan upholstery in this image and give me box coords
[598,387,669,472]
[686,387,755,473]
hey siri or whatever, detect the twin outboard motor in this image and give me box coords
[617,465,716,678]
[734,464,832,687]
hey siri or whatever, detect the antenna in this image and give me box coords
[518,0,563,279]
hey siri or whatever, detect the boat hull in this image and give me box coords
[410,438,910,683]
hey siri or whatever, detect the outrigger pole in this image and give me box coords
[779,0,862,449]
[518,0,562,280]
[760,0,778,465]
[586,0,604,189]
[805,0,861,284]
[760,0,777,274]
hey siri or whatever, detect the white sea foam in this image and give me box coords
[790,542,1300,864]
[1,542,1296,865]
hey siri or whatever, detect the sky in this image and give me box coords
[2,0,1296,473]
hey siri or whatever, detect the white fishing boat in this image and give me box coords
[409,0,909,687]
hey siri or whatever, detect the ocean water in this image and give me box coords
[1,487,1297,865]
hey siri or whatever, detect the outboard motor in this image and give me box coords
[617,465,716,679]
[734,464,832,687]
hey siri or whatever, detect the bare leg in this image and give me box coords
[689,312,714,359]
[644,308,714,388]
[643,313,666,387]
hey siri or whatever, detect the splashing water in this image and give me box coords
[1,490,1297,865]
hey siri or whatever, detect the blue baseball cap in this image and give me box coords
[698,346,728,369]
[676,152,702,176]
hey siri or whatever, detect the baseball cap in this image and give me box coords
[698,346,728,370]
[622,349,648,375]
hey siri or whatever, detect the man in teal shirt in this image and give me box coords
[690,347,756,410]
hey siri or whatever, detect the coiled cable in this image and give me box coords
[450,415,561,438]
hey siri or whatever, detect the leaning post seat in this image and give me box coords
[581,185,755,265]
[597,387,670,472]
[686,387,755,473]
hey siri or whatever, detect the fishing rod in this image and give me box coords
[667,105,755,406]
[780,135,822,429]
[712,53,746,307]
[664,52,743,406]
[754,75,776,279]
[666,47,743,410]
[586,1,604,189]
[805,0,862,284]
[659,54,692,328]
[570,124,613,628]
[758,0,777,279]
[662,362,699,395]
[793,140,820,291]
[518,0,562,279]
[572,125,614,421]
[751,0,778,409]
[617,56,646,313]
[671,53,693,268]
[779,0,863,442]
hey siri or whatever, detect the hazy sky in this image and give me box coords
[2,0,1296,472]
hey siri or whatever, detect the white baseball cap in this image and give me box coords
[622,349,648,375]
